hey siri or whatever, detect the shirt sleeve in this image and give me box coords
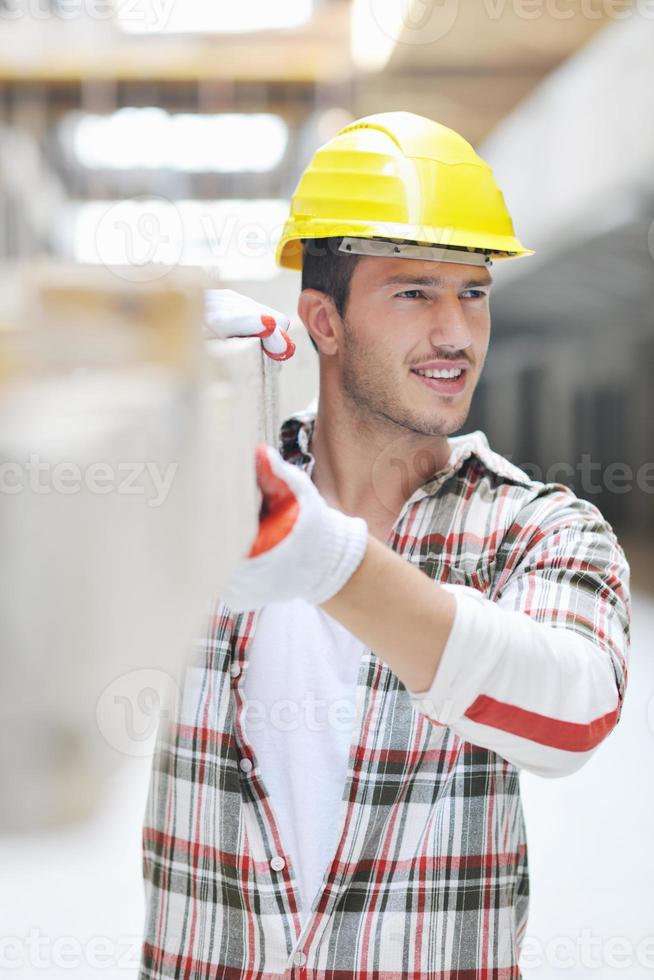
[405,484,631,778]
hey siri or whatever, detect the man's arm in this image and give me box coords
[221,446,631,779]
[323,485,631,779]
[320,534,458,693]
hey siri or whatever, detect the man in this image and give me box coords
[140,112,630,979]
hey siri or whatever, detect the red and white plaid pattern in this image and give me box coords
[139,408,630,979]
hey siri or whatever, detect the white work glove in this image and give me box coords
[221,444,369,611]
[204,288,296,361]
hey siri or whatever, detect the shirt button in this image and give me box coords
[270,855,285,872]
[229,663,241,678]
[239,757,253,773]
[293,950,306,967]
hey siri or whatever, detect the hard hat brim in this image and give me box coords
[276,223,534,271]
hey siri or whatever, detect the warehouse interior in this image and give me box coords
[0,2,652,978]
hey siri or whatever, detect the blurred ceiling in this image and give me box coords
[0,1,352,83]
[0,0,622,143]
[354,0,620,143]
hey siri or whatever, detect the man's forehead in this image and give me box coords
[356,255,494,288]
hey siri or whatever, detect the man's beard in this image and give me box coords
[339,318,469,438]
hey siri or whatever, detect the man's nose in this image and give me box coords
[427,295,473,350]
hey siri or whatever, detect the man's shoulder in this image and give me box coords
[277,409,605,528]
[456,429,611,523]
[455,432,628,593]
[447,432,628,569]
[277,409,535,489]
[448,429,536,489]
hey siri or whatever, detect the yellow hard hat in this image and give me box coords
[275,111,533,271]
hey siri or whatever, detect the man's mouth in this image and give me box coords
[410,366,467,394]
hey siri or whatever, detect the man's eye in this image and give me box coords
[395,289,424,299]
[461,289,489,299]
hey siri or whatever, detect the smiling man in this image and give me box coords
[304,247,494,543]
[140,113,631,980]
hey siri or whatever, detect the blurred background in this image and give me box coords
[0,1,652,978]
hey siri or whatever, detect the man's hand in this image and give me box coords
[204,288,296,361]
[221,445,369,611]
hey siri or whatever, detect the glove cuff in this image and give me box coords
[305,507,369,606]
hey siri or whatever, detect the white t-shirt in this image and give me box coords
[242,597,366,924]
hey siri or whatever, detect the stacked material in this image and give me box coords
[0,264,265,829]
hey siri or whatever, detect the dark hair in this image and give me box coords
[300,237,363,353]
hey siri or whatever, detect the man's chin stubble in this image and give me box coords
[344,389,468,438]
[340,359,471,438]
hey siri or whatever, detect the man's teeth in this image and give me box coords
[414,368,463,379]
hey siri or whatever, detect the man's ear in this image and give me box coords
[297,289,342,356]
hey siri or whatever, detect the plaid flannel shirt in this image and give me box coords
[140,407,630,980]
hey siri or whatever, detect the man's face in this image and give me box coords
[337,254,492,437]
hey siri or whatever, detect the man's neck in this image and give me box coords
[307,396,452,535]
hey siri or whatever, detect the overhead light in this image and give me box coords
[68,109,288,173]
[351,0,405,72]
[115,0,313,35]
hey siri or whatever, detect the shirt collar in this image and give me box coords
[278,405,533,495]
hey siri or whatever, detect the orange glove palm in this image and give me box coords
[221,445,369,612]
